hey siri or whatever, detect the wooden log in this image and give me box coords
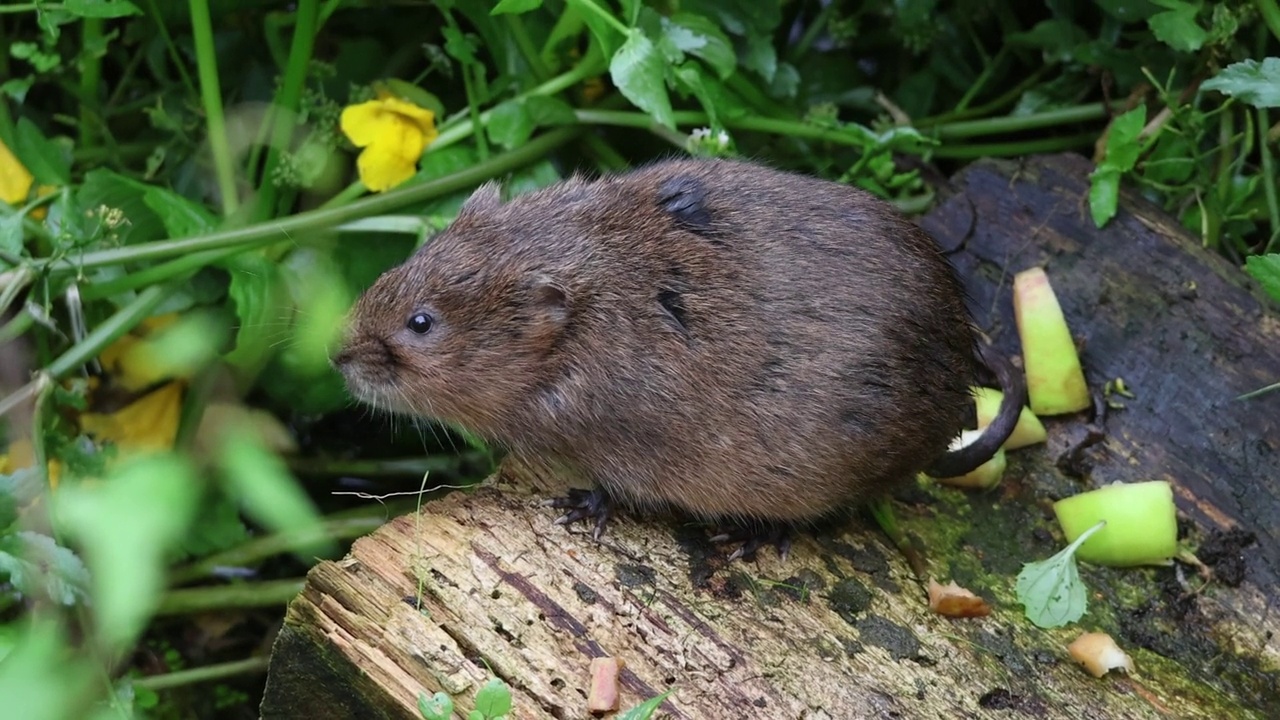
[260,153,1280,720]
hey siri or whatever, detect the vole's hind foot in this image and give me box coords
[709,523,793,563]
[546,487,614,540]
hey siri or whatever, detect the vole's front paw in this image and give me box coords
[545,487,614,540]
[709,523,793,563]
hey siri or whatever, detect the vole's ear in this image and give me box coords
[656,176,714,235]
[528,274,571,329]
[461,181,502,215]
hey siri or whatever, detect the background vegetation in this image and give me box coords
[0,0,1277,718]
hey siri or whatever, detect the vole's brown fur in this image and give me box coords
[334,158,1025,557]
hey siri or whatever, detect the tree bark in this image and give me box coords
[261,153,1280,720]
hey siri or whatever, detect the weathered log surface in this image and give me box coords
[261,153,1280,720]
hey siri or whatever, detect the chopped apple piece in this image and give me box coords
[972,386,1047,449]
[927,578,993,618]
[1053,481,1177,566]
[587,657,624,712]
[1068,632,1134,678]
[935,429,1007,489]
[1013,267,1090,415]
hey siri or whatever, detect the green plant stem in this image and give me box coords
[253,0,321,222]
[319,58,605,211]
[926,132,1097,159]
[169,505,411,585]
[506,13,550,82]
[0,126,583,289]
[133,657,270,692]
[914,65,1052,128]
[1259,107,1280,252]
[143,0,198,99]
[79,246,243,301]
[1257,0,1280,43]
[44,280,181,379]
[433,56,605,148]
[953,45,1009,115]
[567,0,629,35]
[930,103,1112,139]
[78,18,104,148]
[189,0,239,216]
[155,578,305,615]
[788,0,839,61]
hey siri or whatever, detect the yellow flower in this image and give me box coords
[0,137,35,207]
[79,381,184,457]
[340,95,438,193]
[0,437,62,489]
[97,312,184,392]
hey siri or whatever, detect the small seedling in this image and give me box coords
[1015,520,1105,628]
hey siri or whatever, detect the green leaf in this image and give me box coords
[0,532,90,606]
[76,169,167,245]
[610,29,675,130]
[13,118,69,186]
[1092,0,1161,22]
[54,452,202,651]
[217,429,332,560]
[222,253,289,386]
[672,64,721,128]
[178,493,251,558]
[618,691,673,720]
[1088,167,1121,228]
[740,35,776,82]
[666,13,736,79]
[142,185,217,238]
[0,619,95,720]
[442,25,479,66]
[1015,521,1106,628]
[1201,58,1280,108]
[0,215,23,261]
[418,691,455,720]
[567,0,622,58]
[524,95,577,126]
[472,677,513,718]
[1147,3,1207,52]
[619,0,641,25]
[61,0,142,18]
[1245,254,1280,303]
[486,99,536,151]
[1103,105,1148,172]
[490,0,541,15]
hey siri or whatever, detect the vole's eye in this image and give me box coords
[406,313,434,335]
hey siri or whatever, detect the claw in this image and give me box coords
[545,487,615,539]
[709,522,793,562]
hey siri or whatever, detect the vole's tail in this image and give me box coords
[925,342,1028,478]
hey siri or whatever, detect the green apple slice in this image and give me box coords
[1013,267,1091,415]
[935,429,1007,489]
[1052,481,1178,566]
[972,386,1047,450]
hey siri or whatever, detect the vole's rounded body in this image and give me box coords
[335,158,1022,543]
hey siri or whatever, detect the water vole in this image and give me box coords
[333,157,1025,559]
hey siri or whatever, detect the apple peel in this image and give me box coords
[1053,481,1178,567]
[972,386,1047,449]
[1013,267,1090,416]
[927,578,993,618]
[1068,632,1135,678]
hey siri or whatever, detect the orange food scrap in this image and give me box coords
[587,656,624,713]
[1068,632,1135,678]
[927,578,993,618]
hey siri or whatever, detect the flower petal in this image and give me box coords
[378,97,437,136]
[340,100,394,148]
[0,137,35,206]
[356,141,418,193]
[79,381,184,455]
